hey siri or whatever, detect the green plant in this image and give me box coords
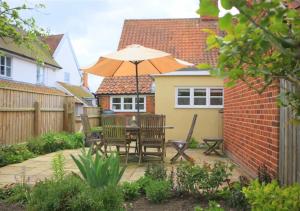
[0,144,35,167]
[0,183,31,205]
[176,161,233,196]
[71,148,125,189]
[121,181,140,201]
[188,137,199,149]
[243,180,300,211]
[145,163,167,181]
[136,176,152,194]
[51,152,65,181]
[194,201,224,211]
[145,180,171,203]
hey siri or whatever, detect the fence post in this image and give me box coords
[63,101,69,132]
[34,101,41,136]
[68,97,75,133]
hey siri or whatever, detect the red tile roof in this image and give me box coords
[96,75,153,95]
[0,79,67,96]
[118,18,220,66]
[44,34,64,55]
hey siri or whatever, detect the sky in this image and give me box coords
[7,0,237,91]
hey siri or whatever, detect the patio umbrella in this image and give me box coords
[84,44,186,114]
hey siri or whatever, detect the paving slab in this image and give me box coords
[0,147,243,187]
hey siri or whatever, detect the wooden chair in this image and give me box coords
[102,115,130,164]
[139,115,166,164]
[168,114,198,164]
[80,114,104,154]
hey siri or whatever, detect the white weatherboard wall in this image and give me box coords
[10,56,57,87]
[53,35,81,86]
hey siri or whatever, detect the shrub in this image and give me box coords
[0,183,30,205]
[51,152,65,181]
[194,201,224,211]
[0,144,35,167]
[243,180,300,211]
[220,181,249,209]
[188,137,199,149]
[176,161,233,196]
[27,175,86,211]
[136,176,152,194]
[71,148,125,189]
[145,180,171,203]
[145,163,167,181]
[121,181,140,201]
[257,164,272,184]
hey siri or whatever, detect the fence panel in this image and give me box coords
[279,80,300,185]
[75,107,101,131]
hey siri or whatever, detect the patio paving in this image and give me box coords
[0,147,243,187]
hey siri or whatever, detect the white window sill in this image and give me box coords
[175,105,223,109]
[112,110,146,113]
[0,75,12,80]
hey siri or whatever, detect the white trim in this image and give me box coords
[175,87,224,109]
[0,55,12,78]
[152,70,211,77]
[110,95,146,112]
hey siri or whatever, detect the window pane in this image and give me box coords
[124,97,133,103]
[6,57,11,67]
[194,89,206,96]
[210,98,223,105]
[124,104,133,110]
[112,104,121,110]
[135,104,144,110]
[0,56,4,65]
[112,98,121,103]
[194,98,206,105]
[6,67,11,77]
[178,89,190,97]
[135,97,144,103]
[210,89,223,97]
[178,98,190,105]
[0,66,4,75]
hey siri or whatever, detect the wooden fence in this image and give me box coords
[279,80,300,185]
[0,87,100,145]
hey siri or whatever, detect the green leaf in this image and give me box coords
[221,0,233,10]
[197,0,219,17]
[219,13,232,31]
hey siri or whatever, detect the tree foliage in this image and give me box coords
[0,0,48,60]
[198,0,300,118]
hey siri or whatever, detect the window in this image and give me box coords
[64,72,70,83]
[111,96,146,112]
[36,65,45,84]
[176,87,223,108]
[0,56,12,77]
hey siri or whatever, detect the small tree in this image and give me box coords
[0,0,48,60]
[198,0,300,120]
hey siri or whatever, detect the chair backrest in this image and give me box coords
[80,114,92,138]
[102,115,126,142]
[185,114,198,143]
[140,115,165,143]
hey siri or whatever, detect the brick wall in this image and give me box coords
[97,95,155,114]
[224,79,280,177]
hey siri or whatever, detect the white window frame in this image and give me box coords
[175,87,223,108]
[110,95,146,112]
[36,65,46,84]
[0,56,12,78]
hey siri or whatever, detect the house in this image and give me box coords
[0,34,82,87]
[153,67,223,141]
[97,75,155,113]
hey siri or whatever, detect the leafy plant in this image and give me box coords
[51,152,65,181]
[243,180,300,211]
[257,164,272,184]
[121,181,140,201]
[136,176,152,194]
[189,137,199,149]
[0,183,31,205]
[0,144,35,167]
[194,201,224,211]
[176,161,233,196]
[145,163,167,181]
[71,148,125,189]
[145,180,171,203]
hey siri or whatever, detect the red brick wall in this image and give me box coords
[224,79,280,177]
[97,95,155,114]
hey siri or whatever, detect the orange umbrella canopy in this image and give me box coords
[83,45,186,76]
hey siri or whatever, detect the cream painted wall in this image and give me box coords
[154,75,224,142]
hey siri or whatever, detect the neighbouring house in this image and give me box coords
[153,67,223,141]
[96,75,155,114]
